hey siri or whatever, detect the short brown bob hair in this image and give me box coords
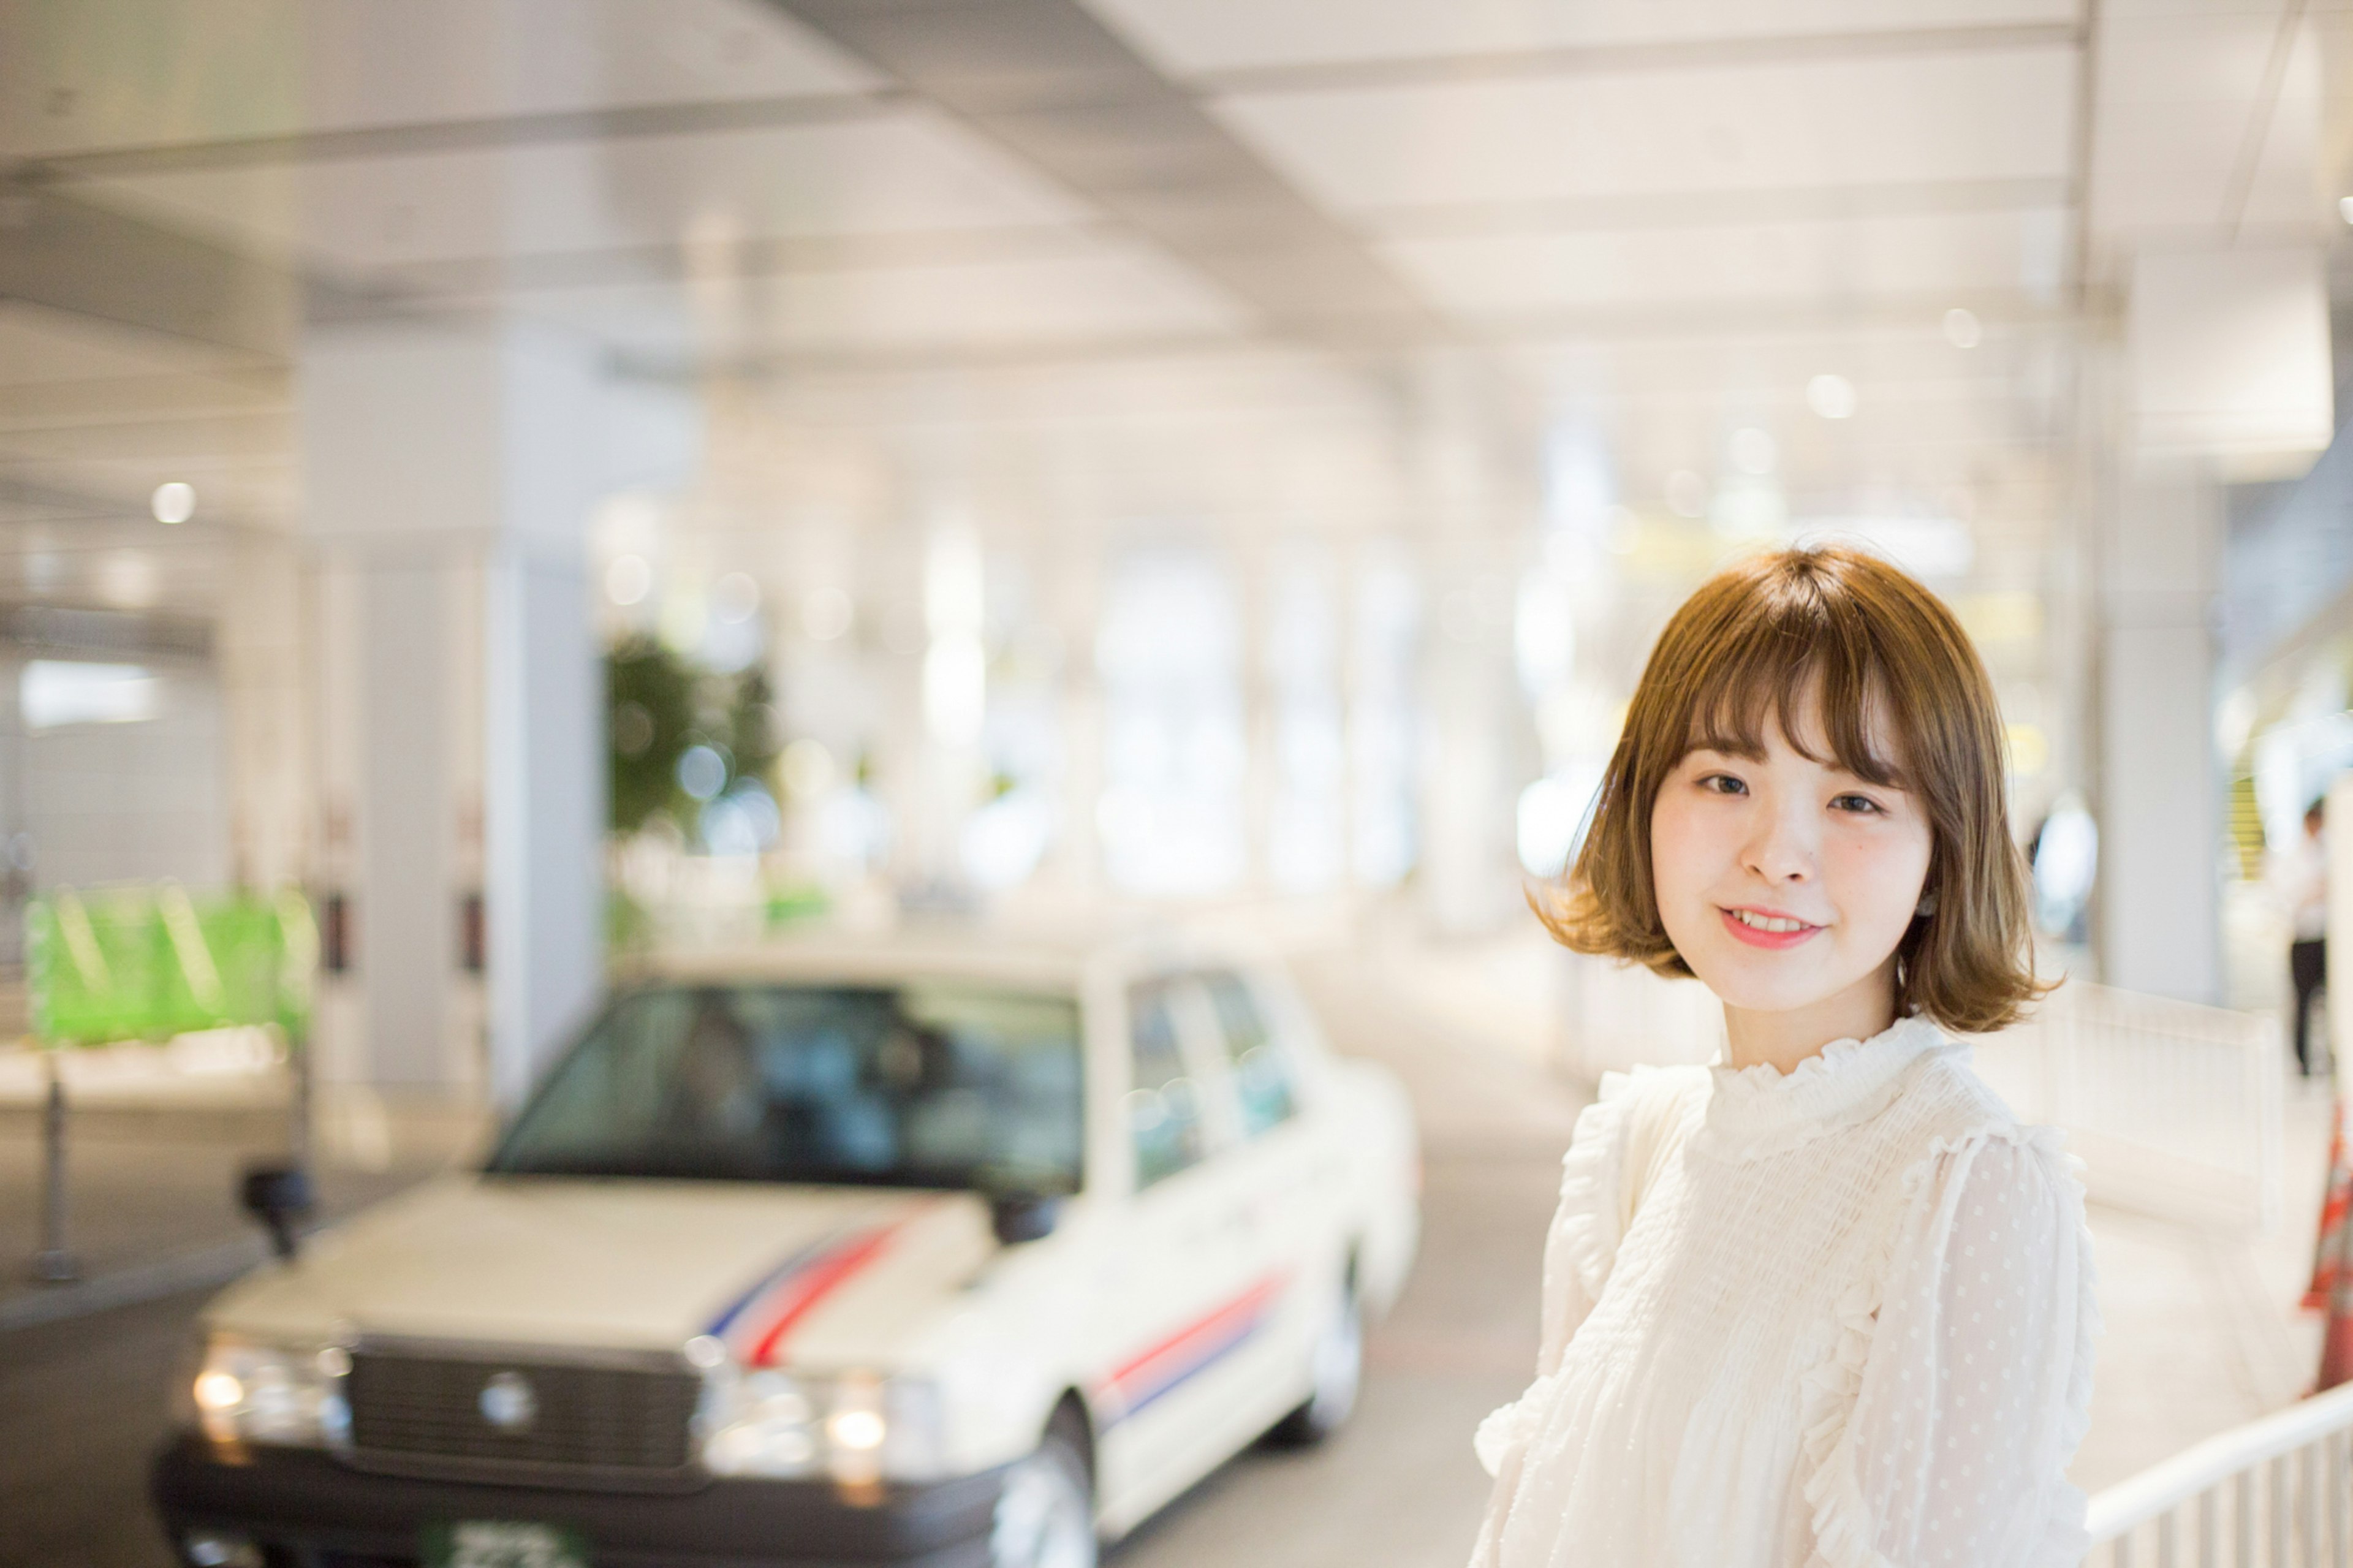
[1539,543,2045,1036]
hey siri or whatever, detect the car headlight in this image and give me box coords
[698,1363,942,1483]
[190,1335,350,1450]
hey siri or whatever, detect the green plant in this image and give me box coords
[607,636,695,835]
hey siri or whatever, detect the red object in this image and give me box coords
[2308,1100,2349,1311]
[2320,1239,2353,1392]
[746,1214,923,1367]
[2318,1108,2353,1391]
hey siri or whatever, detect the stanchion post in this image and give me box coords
[288,1020,312,1175]
[28,1046,76,1283]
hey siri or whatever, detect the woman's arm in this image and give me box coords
[1834,1128,2099,1568]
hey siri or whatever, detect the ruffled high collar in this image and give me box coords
[1699,1015,1953,1162]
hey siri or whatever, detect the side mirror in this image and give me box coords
[240,1164,315,1260]
[988,1192,1061,1248]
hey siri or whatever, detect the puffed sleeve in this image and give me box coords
[1472,1069,1656,1479]
[1823,1127,2099,1567]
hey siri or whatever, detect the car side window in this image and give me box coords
[1198,969,1297,1137]
[1127,977,1207,1189]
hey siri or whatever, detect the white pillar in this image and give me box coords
[2096,458,2221,1001]
[1409,358,1528,935]
[300,316,605,1104]
[219,533,308,892]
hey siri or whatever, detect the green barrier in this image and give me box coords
[20,885,318,1286]
[26,886,315,1045]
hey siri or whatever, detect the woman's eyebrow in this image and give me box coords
[1827,760,1910,789]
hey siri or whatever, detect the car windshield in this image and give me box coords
[487,980,1084,1191]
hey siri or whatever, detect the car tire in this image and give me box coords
[990,1417,1096,1568]
[1270,1274,1362,1445]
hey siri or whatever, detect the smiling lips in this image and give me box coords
[1719,906,1824,950]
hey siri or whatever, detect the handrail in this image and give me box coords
[2086,1384,2353,1541]
[2083,1384,2353,1565]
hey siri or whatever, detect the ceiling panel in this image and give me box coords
[68,111,1097,273]
[0,447,297,532]
[1381,208,2069,319]
[0,302,275,388]
[1083,0,2077,77]
[484,242,1248,360]
[1509,324,2069,483]
[1,0,874,161]
[2096,11,2281,103]
[1211,48,2078,214]
[2090,12,2322,244]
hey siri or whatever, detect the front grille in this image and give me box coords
[344,1342,701,1487]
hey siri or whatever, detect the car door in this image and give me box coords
[1088,972,1265,1526]
[1185,966,1336,1414]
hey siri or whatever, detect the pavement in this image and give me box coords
[0,931,2341,1567]
[0,1039,485,1332]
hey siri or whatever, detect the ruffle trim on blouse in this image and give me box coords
[1474,1067,1681,1480]
[2040,1143,2104,1568]
[1555,1067,1644,1301]
[1701,1017,1954,1164]
[1797,1122,2101,1568]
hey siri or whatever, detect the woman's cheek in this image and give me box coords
[1831,824,1930,928]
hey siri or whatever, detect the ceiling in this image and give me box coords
[0,0,2347,621]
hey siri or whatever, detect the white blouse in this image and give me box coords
[1469,1016,2100,1568]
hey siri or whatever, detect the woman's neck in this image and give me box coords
[1721,959,1900,1075]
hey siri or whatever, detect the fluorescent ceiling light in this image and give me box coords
[21,661,159,729]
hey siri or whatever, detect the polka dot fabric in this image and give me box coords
[1469,1017,2099,1568]
[1840,1132,2096,1567]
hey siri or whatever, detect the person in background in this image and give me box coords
[2280,798,2330,1077]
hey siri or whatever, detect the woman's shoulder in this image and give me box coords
[1593,1059,1713,1117]
[1572,1061,1711,1161]
[1887,1040,2080,1210]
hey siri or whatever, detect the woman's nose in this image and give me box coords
[1741,806,1816,882]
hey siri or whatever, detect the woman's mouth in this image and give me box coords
[1718,906,1824,950]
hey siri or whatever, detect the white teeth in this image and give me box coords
[1730,909,1808,933]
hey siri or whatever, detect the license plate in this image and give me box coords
[420,1521,590,1568]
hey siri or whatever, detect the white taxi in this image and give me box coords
[153,934,1420,1568]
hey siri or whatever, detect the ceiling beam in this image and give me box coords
[762,0,1446,350]
[0,183,297,360]
[1187,20,2083,97]
[1360,178,2076,241]
[12,89,905,182]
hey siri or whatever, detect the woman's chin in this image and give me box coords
[1684,952,1849,1018]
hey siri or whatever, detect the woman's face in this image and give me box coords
[1648,697,1933,1046]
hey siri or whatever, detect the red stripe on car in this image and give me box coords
[1101,1273,1288,1404]
[745,1209,929,1366]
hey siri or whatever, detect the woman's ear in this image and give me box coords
[1914,888,1938,918]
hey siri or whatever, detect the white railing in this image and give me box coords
[1976,982,2285,1232]
[1553,958,2286,1232]
[2085,1383,2353,1565]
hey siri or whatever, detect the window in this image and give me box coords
[1126,977,1207,1188]
[1199,970,1297,1137]
[1096,543,1248,896]
[489,982,1084,1193]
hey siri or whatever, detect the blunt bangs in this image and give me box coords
[1678,600,1909,792]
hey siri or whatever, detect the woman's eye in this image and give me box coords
[1700,773,1747,795]
[1831,793,1882,814]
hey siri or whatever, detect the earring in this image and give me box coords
[1915,890,1938,918]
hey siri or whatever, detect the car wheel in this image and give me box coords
[1271,1274,1362,1445]
[990,1422,1096,1568]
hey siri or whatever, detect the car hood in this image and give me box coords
[207,1174,1000,1368]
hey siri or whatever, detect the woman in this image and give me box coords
[1471,546,2097,1567]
